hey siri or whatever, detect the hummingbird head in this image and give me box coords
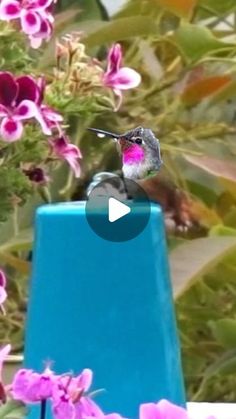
[88,126,162,180]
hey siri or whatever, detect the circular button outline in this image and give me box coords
[85,176,151,242]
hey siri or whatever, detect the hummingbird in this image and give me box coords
[87,126,163,180]
[87,126,197,232]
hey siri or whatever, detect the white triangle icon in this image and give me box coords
[108,198,131,223]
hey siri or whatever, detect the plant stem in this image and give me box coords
[40,399,47,419]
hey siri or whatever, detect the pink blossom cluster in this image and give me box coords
[0,342,190,419]
[0,71,82,177]
[0,342,216,419]
[0,0,55,48]
[7,362,123,419]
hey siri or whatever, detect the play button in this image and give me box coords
[85,176,151,242]
[108,198,131,222]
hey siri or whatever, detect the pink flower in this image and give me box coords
[0,344,11,380]
[0,344,11,402]
[12,366,56,403]
[0,0,55,48]
[50,135,82,178]
[35,77,63,135]
[0,72,63,141]
[0,72,42,141]
[103,43,141,111]
[140,400,189,419]
[52,369,106,419]
[0,270,7,311]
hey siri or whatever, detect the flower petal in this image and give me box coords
[0,72,18,107]
[0,104,8,117]
[0,344,11,381]
[75,397,104,419]
[52,394,75,419]
[0,0,21,20]
[106,43,122,75]
[20,10,41,35]
[0,117,23,142]
[0,287,7,305]
[139,403,162,419]
[76,369,93,392]
[64,154,81,178]
[14,100,51,134]
[29,36,43,49]
[16,76,39,103]
[105,67,141,90]
[12,369,35,403]
[14,99,39,120]
[51,136,82,178]
[0,271,6,288]
[42,105,63,122]
[32,0,54,9]
[29,18,52,48]
[158,400,188,419]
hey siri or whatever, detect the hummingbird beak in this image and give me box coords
[87,127,119,141]
[87,127,138,145]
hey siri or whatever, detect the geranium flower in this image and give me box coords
[0,0,55,48]
[49,135,82,178]
[0,72,63,141]
[35,77,63,135]
[12,366,56,403]
[103,43,141,111]
[52,369,122,419]
[140,400,189,419]
[0,72,41,141]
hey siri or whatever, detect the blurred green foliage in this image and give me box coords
[1,0,236,403]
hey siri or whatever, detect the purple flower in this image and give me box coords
[12,366,56,403]
[52,369,107,419]
[103,43,141,111]
[23,167,49,184]
[0,72,41,141]
[140,400,189,419]
[0,0,55,48]
[50,135,82,178]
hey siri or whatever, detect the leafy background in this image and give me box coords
[1,0,236,403]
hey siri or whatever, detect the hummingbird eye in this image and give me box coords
[134,138,142,145]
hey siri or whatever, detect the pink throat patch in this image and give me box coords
[122,144,145,164]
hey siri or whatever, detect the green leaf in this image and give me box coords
[83,16,159,47]
[0,400,27,419]
[210,225,236,237]
[198,0,236,16]
[170,236,236,298]
[209,318,236,348]
[174,23,234,62]
[56,0,105,20]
